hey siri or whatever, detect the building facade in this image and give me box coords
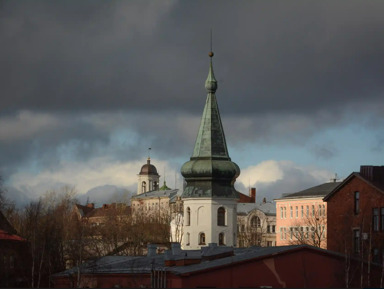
[275,181,341,249]
[324,165,384,263]
[237,199,276,247]
[180,51,240,249]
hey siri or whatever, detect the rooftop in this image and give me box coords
[275,181,342,200]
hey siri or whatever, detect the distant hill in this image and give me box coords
[78,184,136,207]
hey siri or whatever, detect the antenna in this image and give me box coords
[148,147,151,159]
[330,173,339,183]
[210,28,213,52]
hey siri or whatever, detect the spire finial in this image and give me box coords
[205,29,217,93]
[147,147,151,163]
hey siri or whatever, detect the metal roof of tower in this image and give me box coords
[180,51,240,199]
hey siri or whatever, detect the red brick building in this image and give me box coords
[52,242,383,288]
[0,211,31,287]
[324,165,384,263]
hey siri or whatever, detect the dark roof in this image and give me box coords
[237,202,276,216]
[75,203,130,219]
[131,189,179,200]
[324,171,384,201]
[52,244,351,278]
[275,181,342,200]
[0,229,26,242]
[139,158,159,176]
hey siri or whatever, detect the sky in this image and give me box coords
[1,0,384,206]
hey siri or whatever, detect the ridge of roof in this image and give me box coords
[276,181,342,200]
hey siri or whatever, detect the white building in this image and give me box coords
[180,51,241,250]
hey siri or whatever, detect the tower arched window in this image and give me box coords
[199,232,206,245]
[141,181,146,193]
[186,207,191,226]
[251,216,261,228]
[219,233,225,245]
[217,207,226,226]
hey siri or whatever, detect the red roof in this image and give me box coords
[0,229,26,241]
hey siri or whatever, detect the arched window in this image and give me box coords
[141,181,146,193]
[251,216,261,228]
[199,233,206,245]
[217,207,226,226]
[219,233,225,245]
[186,207,191,226]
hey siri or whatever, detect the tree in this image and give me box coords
[288,206,327,248]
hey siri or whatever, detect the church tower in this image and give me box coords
[137,157,160,194]
[180,50,240,249]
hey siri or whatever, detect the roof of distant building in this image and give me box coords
[275,181,342,200]
[0,229,26,242]
[75,203,130,219]
[237,201,276,216]
[131,189,179,201]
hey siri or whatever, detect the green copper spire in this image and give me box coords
[205,52,217,93]
[192,51,229,160]
[181,51,240,199]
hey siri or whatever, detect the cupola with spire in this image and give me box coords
[181,48,240,250]
[181,51,240,199]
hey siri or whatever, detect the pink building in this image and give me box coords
[274,181,341,249]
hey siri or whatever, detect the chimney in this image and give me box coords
[250,188,256,203]
[171,242,182,255]
[360,165,384,182]
[263,197,266,204]
[147,244,157,257]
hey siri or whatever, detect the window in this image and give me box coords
[322,205,326,216]
[284,207,286,218]
[290,206,293,218]
[290,227,293,239]
[283,227,286,239]
[312,205,315,216]
[186,233,190,246]
[267,225,270,233]
[301,206,303,218]
[306,205,309,216]
[251,216,261,228]
[373,208,379,232]
[295,206,298,218]
[381,208,384,231]
[219,233,225,245]
[141,181,146,193]
[280,207,283,219]
[199,233,206,245]
[272,225,275,233]
[354,192,360,214]
[353,229,360,254]
[186,207,191,226]
[280,227,283,240]
[267,241,273,247]
[319,204,322,216]
[217,207,226,226]
[305,227,309,239]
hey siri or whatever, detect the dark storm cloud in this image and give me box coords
[1,1,384,197]
[1,1,384,116]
